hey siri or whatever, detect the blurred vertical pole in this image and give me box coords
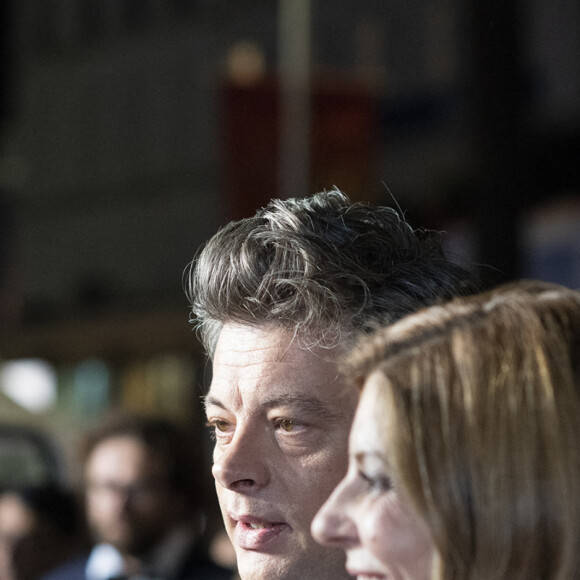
[464,0,527,286]
[0,0,13,129]
[278,0,311,199]
[0,0,16,325]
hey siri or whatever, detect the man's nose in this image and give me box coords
[212,424,271,491]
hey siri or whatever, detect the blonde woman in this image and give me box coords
[313,280,580,579]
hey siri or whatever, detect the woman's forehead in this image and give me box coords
[350,373,388,458]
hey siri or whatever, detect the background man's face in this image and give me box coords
[85,435,181,556]
[0,494,67,580]
[205,323,358,580]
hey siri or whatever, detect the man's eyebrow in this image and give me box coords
[203,393,343,421]
[261,393,342,420]
[203,395,225,412]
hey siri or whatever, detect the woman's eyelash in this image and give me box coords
[358,470,393,491]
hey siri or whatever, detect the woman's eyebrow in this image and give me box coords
[354,451,391,468]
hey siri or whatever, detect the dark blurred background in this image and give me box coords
[0,0,578,483]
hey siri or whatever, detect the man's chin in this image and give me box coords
[236,551,295,580]
[235,546,350,580]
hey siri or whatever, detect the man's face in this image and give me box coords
[85,436,182,556]
[205,323,358,580]
[0,493,70,580]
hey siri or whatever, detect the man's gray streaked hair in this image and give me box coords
[185,189,478,357]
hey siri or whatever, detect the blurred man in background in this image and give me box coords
[0,484,86,580]
[44,412,232,580]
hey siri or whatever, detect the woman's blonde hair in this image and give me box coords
[346,280,580,579]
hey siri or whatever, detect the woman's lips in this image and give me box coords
[231,515,289,550]
[347,570,387,580]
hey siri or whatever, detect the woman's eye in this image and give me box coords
[359,470,393,492]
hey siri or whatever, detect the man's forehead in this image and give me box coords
[207,323,354,412]
[213,322,342,366]
[205,390,348,421]
[0,495,37,532]
[87,437,166,478]
[205,369,348,409]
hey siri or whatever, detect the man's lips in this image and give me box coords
[230,514,290,550]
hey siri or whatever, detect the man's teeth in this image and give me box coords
[248,522,268,529]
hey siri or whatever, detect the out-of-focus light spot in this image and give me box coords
[0,359,57,413]
[226,41,266,86]
[73,358,110,416]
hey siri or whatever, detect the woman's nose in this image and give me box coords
[311,475,358,548]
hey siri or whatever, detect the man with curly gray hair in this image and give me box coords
[185,189,477,580]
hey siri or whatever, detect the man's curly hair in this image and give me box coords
[185,188,478,356]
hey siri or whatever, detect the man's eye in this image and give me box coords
[206,419,230,433]
[278,419,296,432]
